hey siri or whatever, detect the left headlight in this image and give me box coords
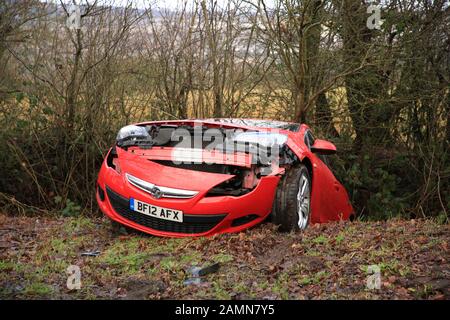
[231,131,288,147]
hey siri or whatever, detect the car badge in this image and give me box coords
[150,187,163,199]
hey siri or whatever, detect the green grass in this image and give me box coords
[212,253,234,263]
[0,261,15,272]
[23,282,53,296]
[335,233,345,244]
[298,270,330,286]
[312,235,328,244]
[272,272,290,299]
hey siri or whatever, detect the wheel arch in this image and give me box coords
[299,155,313,185]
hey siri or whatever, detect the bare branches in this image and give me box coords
[0,0,448,218]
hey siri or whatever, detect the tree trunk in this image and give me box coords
[293,86,306,123]
[66,28,82,136]
[341,0,373,150]
[316,92,339,137]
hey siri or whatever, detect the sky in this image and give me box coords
[43,0,257,10]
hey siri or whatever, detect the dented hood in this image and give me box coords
[116,147,234,192]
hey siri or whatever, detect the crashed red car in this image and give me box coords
[96,119,354,237]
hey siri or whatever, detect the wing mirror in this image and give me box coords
[311,139,337,155]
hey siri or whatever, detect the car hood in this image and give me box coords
[116,147,234,192]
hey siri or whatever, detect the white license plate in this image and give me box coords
[130,198,183,223]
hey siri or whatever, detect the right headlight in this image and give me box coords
[116,125,149,143]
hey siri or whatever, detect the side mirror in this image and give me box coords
[311,139,337,155]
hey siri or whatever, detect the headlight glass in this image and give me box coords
[232,131,288,147]
[116,125,149,142]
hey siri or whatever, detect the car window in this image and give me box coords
[304,130,315,150]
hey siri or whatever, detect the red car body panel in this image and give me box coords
[96,119,354,237]
[125,146,254,168]
[116,147,236,192]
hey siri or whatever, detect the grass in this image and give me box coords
[212,253,234,263]
[23,282,54,296]
[335,233,345,244]
[298,270,331,286]
[312,235,328,244]
[272,272,290,299]
[0,214,448,299]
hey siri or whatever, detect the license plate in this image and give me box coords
[130,198,183,223]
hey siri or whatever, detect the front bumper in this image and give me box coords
[96,160,280,237]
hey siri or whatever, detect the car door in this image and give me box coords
[317,153,353,221]
[304,130,353,222]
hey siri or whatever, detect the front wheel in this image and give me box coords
[271,164,311,232]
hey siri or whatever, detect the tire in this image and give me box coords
[271,164,311,232]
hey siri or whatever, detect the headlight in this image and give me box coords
[116,125,149,143]
[232,131,288,147]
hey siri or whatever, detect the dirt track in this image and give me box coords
[0,214,448,299]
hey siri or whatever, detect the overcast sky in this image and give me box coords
[44,0,255,10]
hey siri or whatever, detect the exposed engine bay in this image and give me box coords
[113,123,300,196]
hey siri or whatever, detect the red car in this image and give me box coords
[96,119,354,237]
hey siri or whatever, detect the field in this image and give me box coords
[0,214,448,300]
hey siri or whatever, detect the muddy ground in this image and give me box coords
[0,214,448,299]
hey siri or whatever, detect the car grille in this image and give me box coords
[105,186,226,234]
